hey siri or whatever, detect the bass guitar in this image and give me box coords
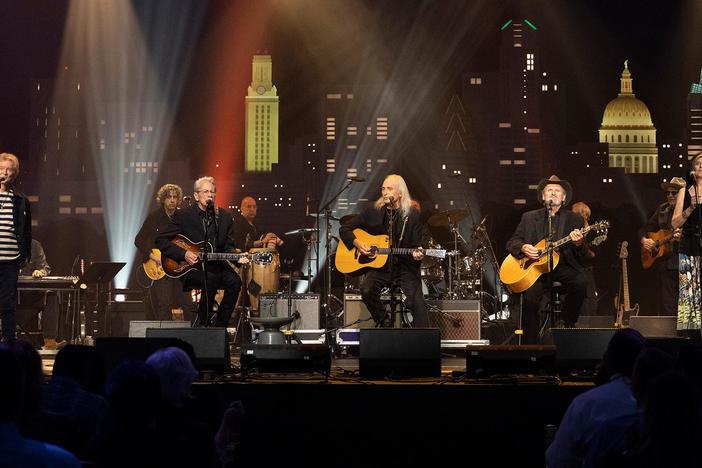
[335,228,446,275]
[143,249,166,281]
[615,241,639,327]
[499,220,609,293]
[162,234,273,278]
[641,229,676,269]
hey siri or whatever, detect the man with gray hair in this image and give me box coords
[157,176,243,327]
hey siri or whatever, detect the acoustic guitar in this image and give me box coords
[615,241,639,327]
[641,229,676,269]
[335,228,446,275]
[142,249,166,281]
[499,220,609,293]
[162,234,273,278]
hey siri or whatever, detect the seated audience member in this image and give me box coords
[146,347,218,468]
[41,345,108,456]
[0,347,80,468]
[583,347,676,468]
[0,340,44,436]
[545,328,645,468]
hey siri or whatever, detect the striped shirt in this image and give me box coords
[0,190,19,262]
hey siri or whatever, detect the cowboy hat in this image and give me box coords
[536,175,573,206]
[660,177,686,191]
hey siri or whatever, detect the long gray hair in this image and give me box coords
[374,174,412,217]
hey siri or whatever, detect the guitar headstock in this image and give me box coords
[591,220,610,233]
[617,240,629,260]
[253,253,274,264]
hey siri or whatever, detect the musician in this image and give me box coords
[233,196,283,251]
[571,202,599,316]
[339,174,429,327]
[0,153,31,342]
[17,240,63,348]
[672,152,702,335]
[156,177,244,327]
[639,177,684,316]
[135,183,191,320]
[506,175,588,343]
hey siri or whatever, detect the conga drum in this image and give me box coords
[241,247,280,311]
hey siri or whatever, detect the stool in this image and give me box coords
[249,316,295,345]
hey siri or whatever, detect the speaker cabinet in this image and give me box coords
[359,328,441,378]
[259,293,320,329]
[551,328,618,372]
[128,320,192,338]
[426,300,481,340]
[629,316,677,337]
[343,294,404,328]
[146,327,230,372]
[107,301,147,337]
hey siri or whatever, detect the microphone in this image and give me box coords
[473,216,487,233]
[347,176,366,182]
[386,196,395,207]
[206,198,214,209]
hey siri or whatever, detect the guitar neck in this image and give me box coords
[549,224,597,250]
[376,248,420,255]
[622,257,631,310]
[199,252,247,261]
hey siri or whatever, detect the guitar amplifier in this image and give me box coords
[427,300,481,340]
[259,293,320,330]
[343,294,406,328]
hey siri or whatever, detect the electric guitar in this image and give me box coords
[499,220,610,293]
[334,228,446,275]
[142,249,166,281]
[615,241,640,327]
[641,229,676,269]
[162,234,274,278]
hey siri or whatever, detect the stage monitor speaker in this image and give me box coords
[465,345,556,378]
[128,320,191,338]
[426,299,481,340]
[107,301,147,337]
[240,344,331,377]
[551,328,618,372]
[95,337,195,374]
[629,316,677,337]
[146,327,230,372]
[577,315,616,328]
[359,328,441,378]
[259,293,320,329]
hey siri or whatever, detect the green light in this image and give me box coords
[524,19,537,30]
[501,19,512,30]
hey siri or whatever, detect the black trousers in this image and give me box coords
[147,276,190,321]
[0,261,20,341]
[183,267,241,327]
[659,267,679,316]
[360,264,429,327]
[521,263,587,344]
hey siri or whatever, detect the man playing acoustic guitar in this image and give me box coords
[339,174,429,327]
[156,176,246,327]
[639,177,684,316]
[505,175,588,343]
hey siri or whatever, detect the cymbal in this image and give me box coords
[308,213,340,221]
[427,209,469,227]
[284,228,319,235]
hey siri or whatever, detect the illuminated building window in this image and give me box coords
[526,53,534,71]
[437,183,442,189]
[499,122,511,128]
[514,160,526,165]
[347,126,357,136]
[527,128,540,134]
[469,77,482,85]
[553,84,558,91]
[514,199,526,205]
[469,178,477,184]
[499,160,512,165]
[513,147,526,153]
[542,84,548,91]
[326,93,342,99]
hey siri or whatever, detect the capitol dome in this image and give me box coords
[600,61,654,128]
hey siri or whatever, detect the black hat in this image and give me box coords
[536,175,573,206]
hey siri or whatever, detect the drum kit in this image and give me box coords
[421,208,487,300]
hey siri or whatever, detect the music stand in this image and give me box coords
[78,262,126,340]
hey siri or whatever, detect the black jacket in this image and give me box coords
[339,204,424,271]
[134,208,172,262]
[155,205,236,264]
[506,207,588,271]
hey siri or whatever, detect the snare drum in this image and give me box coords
[241,248,280,310]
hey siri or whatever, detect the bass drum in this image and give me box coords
[239,248,280,311]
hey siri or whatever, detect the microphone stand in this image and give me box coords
[200,207,212,327]
[544,200,556,340]
[387,203,396,327]
[316,179,355,342]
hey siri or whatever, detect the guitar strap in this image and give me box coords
[398,215,409,246]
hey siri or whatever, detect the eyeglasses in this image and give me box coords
[196,189,216,195]
[666,191,678,195]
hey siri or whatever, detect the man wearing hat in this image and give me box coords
[506,175,588,343]
[638,177,684,316]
